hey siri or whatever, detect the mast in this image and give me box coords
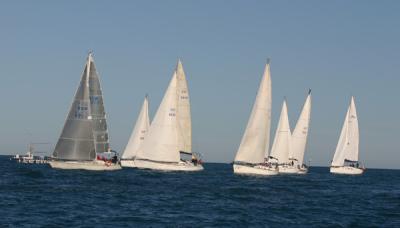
[86,53,93,159]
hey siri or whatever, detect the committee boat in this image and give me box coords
[133,60,203,171]
[49,53,121,171]
[233,61,278,176]
[291,90,312,174]
[330,97,364,175]
[120,96,150,168]
[12,143,49,164]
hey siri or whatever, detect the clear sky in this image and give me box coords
[0,1,399,169]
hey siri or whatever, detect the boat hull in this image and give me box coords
[49,160,122,171]
[133,159,203,172]
[330,166,364,175]
[278,165,299,174]
[233,164,278,176]
[120,159,136,168]
[297,167,308,174]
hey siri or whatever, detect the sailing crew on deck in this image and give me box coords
[112,154,118,164]
[191,154,198,165]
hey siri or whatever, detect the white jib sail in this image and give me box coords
[331,97,359,166]
[176,60,192,153]
[270,100,292,164]
[136,72,180,163]
[291,91,312,165]
[122,96,150,159]
[234,63,272,164]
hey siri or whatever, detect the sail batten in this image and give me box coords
[234,63,272,164]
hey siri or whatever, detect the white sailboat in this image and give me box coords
[120,96,150,168]
[133,60,203,171]
[233,62,278,176]
[291,90,312,174]
[269,100,298,174]
[49,53,121,171]
[330,97,364,175]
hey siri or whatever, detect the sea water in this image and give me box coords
[0,156,399,227]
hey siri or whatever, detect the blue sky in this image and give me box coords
[0,1,399,168]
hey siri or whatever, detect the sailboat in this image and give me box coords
[49,53,121,171]
[133,60,203,171]
[120,96,150,168]
[291,90,312,174]
[269,100,298,174]
[233,61,278,176]
[330,96,364,175]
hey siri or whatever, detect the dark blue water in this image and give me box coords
[1,156,399,227]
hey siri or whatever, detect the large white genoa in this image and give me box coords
[233,164,278,176]
[133,159,203,172]
[49,160,121,171]
[330,166,364,175]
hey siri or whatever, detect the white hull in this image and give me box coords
[278,165,300,174]
[49,160,122,171]
[297,167,308,174]
[16,158,49,164]
[133,159,203,172]
[120,159,136,168]
[330,166,364,175]
[233,164,278,176]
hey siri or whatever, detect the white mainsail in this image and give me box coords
[176,60,192,153]
[269,100,291,164]
[234,63,272,164]
[122,96,150,159]
[331,97,359,167]
[135,72,180,163]
[291,90,312,165]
